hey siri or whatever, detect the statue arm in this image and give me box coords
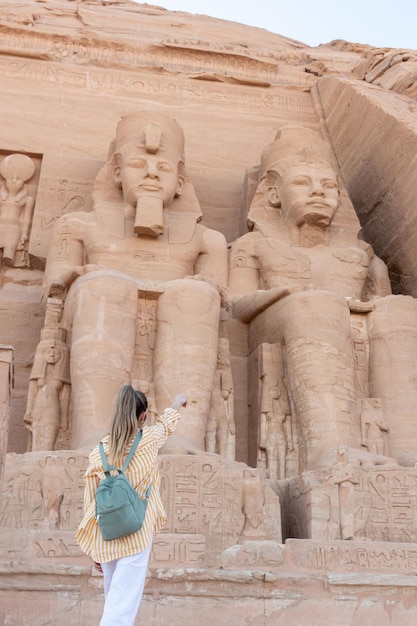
[228,234,292,321]
[195,228,228,289]
[377,414,390,432]
[348,251,392,312]
[360,413,368,446]
[367,253,392,297]
[228,235,260,296]
[357,240,392,300]
[23,378,37,426]
[283,413,293,451]
[20,196,35,243]
[220,369,233,395]
[259,411,267,449]
[58,383,71,432]
[232,287,293,323]
[43,214,86,298]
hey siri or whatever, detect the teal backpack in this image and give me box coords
[95,430,152,541]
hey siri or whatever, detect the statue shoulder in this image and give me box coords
[357,237,374,257]
[230,231,268,258]
[197,223,227,250]
[230,231,258,248]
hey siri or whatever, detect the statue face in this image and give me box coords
[45,346,59,364]
[276,161,339,228]
[115,147,183,209]
[5,173,24,195]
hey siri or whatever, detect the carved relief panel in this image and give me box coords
[0,151,41,270]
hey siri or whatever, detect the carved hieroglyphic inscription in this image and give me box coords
[28,154,102,264]
[0,26,314,88]
[1,452,281,566]
[158,456,281,561]
[287,539,417,574]
[0,451,88,531]
[0,55,313,108]
[288,467,417,543]
[151,533,206,566]
[0,528,85,561]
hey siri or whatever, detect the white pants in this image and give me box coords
[100,545,151,626]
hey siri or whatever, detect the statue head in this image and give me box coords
[111,111,185,212]
[92,111,202,241]
[0,153,35,197]
[30,326,70,382]
[259,125,340,230]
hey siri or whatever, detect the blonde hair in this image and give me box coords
[108,385,148,463]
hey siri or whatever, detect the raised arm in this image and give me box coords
[151,392,187,448]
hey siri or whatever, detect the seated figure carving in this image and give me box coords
[42,111,227,451]
[229,125,417,470]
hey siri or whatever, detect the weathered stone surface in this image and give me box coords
[0,345,13,504]
[1,0,417,624]
[316,74,417,296]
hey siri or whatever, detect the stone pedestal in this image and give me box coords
[2,535,417,625]
[286,464,417,543]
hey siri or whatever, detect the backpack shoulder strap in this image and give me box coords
[99,430,143,476]
[98,441,117,478]
[121,429,143,473]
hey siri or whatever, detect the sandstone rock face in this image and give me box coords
[1,1,417,624]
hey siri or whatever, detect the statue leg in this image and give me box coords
[2,222,20,266]
[368,295,417,466]
[64,272,139,449]
[249,291,359,470]
[153,278,221,452]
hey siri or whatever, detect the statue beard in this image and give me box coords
[296,207,334,247]
[298,220,328,247]
[134,196,164,237]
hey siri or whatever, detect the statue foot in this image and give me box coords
[307,445,399,470]
[3,255,14,267]
[161,436,217,456]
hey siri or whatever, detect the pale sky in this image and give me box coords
[134,0,417,50]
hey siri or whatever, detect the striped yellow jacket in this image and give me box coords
[74,407,180,563]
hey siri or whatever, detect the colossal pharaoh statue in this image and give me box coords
[229,125,417,472]
[39,111,227,451]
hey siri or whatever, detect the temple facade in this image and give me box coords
[2,1,417,623]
